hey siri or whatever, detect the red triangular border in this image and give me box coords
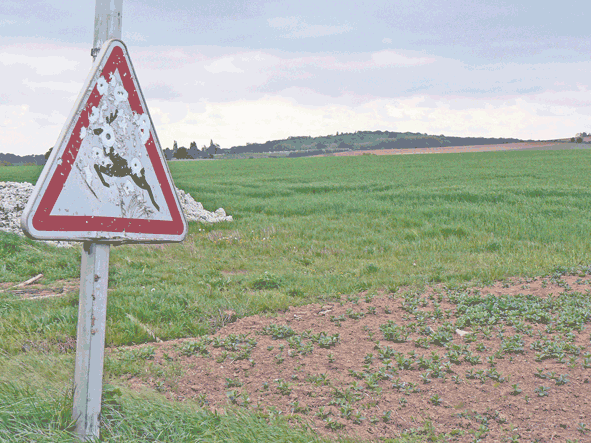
[31,43,185,236]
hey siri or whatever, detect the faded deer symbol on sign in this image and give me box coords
[91,109,160,211]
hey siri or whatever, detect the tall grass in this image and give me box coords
[3,150,591,351]
[0,351,336,443]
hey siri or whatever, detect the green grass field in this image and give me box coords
[2,148,591,441]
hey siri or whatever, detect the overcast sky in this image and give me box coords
[1,0,590,156]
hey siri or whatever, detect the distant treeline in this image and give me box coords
[0,152,45,166]
[163,140,221,160]
[224,131,528,157]
[0,131,542,165]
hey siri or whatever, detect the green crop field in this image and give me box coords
[2,148,591,442]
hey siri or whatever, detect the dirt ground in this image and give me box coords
[114,272,591,442]
[316,141,588,158]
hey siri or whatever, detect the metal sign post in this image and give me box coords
[21,1,184,440]
[72,2,121,439]
[72,242,110,439]
[92,0,123,60]
[75,2,121,440]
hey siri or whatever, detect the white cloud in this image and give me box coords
[4,42,591,156]
[286,24,352,38]
[382,38,392,44]
[267,17,299,29]
[0,104,66,151]
[204,57,243,73]
[381,95,578,139]
[123,31,147,42]
[371,50,435,67]
[529,87,591,108]
[240,52,264,62]
[166,49,190,60]
[274,50,436,72]
[268,16,352,38]
[22,78,81,94]
[148,102,189,126]
[150,88,591,152]
[0,53,79,76]
[7,85,591,155]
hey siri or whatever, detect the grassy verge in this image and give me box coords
[0,351,331,443]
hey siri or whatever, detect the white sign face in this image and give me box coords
[21,39,187,243]
[53,68,174,221]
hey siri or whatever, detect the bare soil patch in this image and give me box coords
[317,142,588,158]
[116,272,591,442]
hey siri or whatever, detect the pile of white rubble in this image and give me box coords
[0,181,232,248]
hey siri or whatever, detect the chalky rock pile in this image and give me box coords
[0,181,232,248]
[175,188,233,224]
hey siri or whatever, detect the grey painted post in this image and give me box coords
[91,0,123,60]
[73,243,110,440]
[73,1,123,440]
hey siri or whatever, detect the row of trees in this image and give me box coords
[163,140,221,160]
[9,130,585,167]
[42,141,222,164]
[0,152,45,166]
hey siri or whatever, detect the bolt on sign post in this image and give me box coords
[20,1,187,440]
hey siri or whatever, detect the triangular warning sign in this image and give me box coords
[21,39,187,244]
